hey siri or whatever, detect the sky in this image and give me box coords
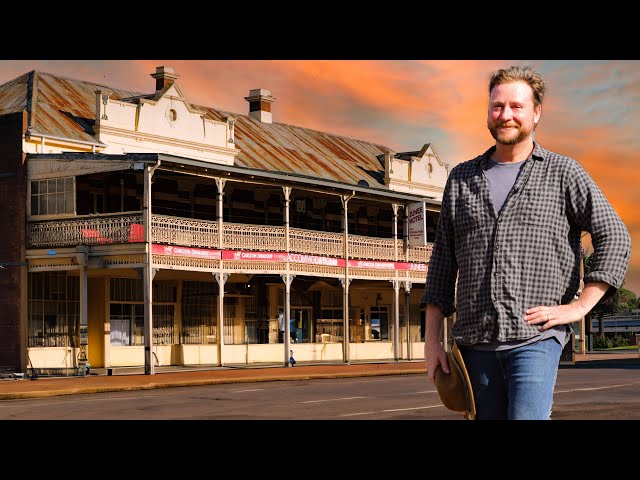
[0,59,638,296]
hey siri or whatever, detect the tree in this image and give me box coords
[617,287,638,310]
[582,252,634,337]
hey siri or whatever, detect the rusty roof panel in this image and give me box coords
[205,108,390,188]
[32,102,97,144]
[0,70,396,191]
[0,72,30,116]
[32,73,142,142]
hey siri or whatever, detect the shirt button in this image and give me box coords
[495,245,499,250]
[494,271,498,276]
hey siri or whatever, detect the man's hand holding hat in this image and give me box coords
[433,342,476,420]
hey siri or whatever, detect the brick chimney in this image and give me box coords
[151,66,179,91]
[244,88,275,123]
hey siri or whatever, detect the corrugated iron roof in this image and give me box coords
[206,109,390,188]
[0,70,417,191]
[0,71,143,144]
[0,72,30,116]
[31,72,142,145]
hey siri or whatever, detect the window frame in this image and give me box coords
[29,176,76,218]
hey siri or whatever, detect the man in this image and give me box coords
[422,65,631,420]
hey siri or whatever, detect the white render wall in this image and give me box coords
[386,144,448,200]
[95,86,239,164]
[27,342,427,369]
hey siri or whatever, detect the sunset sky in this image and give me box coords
[1,60,638,296]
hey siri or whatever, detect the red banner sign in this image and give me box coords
[152,244,222,259]
[152,245,426,271]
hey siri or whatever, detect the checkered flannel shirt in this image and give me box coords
[421,142,631,346]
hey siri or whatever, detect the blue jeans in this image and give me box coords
[459,338,563,420]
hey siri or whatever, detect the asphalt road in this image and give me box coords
[1,358,639,420]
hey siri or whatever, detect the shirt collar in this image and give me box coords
[472,141,547,168]
[530,141,547,161]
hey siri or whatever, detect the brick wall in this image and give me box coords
[0,111,27,370]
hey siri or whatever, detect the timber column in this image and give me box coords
[143,162,160,375]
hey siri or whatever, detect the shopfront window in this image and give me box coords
[28,271,79,347]
[109,278,175,346]
[110,303,144,346]
[182,281,217,344]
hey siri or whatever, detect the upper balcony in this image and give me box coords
[28,212,432,264]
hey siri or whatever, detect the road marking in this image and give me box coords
[371,390,439,397]
[7,392,168,406]
[555,381,640,394]
[232,388,264,393]
[339,404,446,417]
[302,396,365,403]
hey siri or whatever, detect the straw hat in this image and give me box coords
[434,342,476,420]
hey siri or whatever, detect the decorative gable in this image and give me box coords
[93,73,239,165]
[384,144,448,200]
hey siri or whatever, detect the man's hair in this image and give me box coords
[489,65,546,106]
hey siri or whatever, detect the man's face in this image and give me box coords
[487,81,541,146]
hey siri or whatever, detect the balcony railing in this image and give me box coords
[29,212,144,247]
[28,213,432,263]
[290,228,342,257]
[153,215,217,248]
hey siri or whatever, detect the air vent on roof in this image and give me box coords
[357,180,369,187]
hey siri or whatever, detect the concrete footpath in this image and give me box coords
[1,351,638,400]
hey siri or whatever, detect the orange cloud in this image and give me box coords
[2,59,638,294]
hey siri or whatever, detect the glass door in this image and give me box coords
[370,306,389,341]
[281,308,312,343]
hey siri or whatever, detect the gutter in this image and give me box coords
[25,130,107,151]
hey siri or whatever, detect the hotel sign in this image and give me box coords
[407,201,427,246]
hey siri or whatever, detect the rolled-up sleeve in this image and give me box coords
[421,175,459,317]
[565,161,631,294]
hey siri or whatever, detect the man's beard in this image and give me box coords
[488,122,535,145]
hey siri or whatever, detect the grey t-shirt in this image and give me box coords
[485,156,526,215]
[473,157,567,351]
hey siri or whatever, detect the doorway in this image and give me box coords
[370,305,389,341]
[280,307,312,343]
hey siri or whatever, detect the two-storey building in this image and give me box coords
[0,65,449,375]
